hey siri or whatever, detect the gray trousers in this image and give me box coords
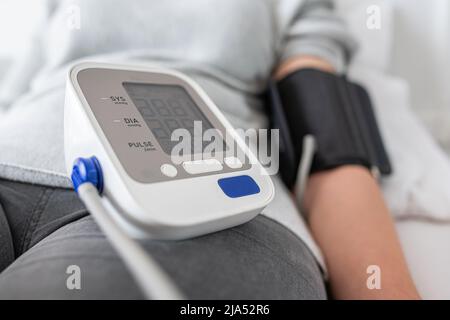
[0,178,326,299]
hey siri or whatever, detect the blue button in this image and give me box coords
[218,175,260,198]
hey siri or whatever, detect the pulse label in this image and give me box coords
[128,141,156,152]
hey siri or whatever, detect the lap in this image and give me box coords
[0,179,326,299]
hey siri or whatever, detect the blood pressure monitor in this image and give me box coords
[64,62,274,239]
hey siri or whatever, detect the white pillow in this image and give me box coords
[339,0,450,220]
[349,65,450,221]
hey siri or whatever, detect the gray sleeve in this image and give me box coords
[278,0,357,74]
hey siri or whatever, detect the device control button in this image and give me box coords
[182,159,223,174]
[218,175,260,198]
[160,164,178,178]
[224,157,243,169]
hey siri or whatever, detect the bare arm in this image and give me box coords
[274,55,420,299]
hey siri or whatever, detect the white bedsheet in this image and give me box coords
[396,219,450,299]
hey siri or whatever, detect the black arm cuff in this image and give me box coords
[267,68,392,188]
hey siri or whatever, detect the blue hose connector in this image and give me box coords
[71,156,104,194]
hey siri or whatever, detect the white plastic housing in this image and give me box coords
[64,62,274,239]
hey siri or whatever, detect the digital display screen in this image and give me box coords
[123,82,218,155]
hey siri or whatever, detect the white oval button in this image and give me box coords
[160,164,178,177]
[224,157,243,169]
[182,159,223,174]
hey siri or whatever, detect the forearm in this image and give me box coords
[304,166,419,299]
[274,55,420,299]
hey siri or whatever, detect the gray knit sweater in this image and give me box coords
[0,0,354,187]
